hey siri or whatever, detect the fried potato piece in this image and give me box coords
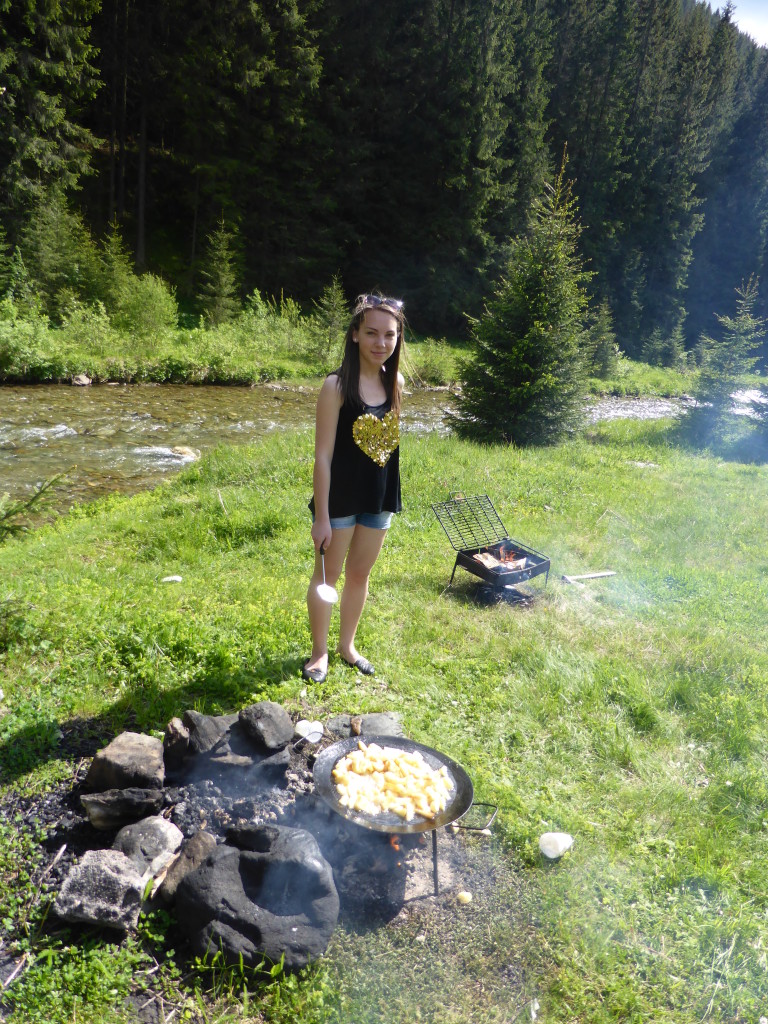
[332,741,454,820]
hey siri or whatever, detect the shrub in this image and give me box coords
[641,325,687,369]
[58,300,117,362]
[98,227,179,336]
[405,336,455,386]
[0,299,67,381]
[114,272,178,337]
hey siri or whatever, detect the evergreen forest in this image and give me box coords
[2,0,768,359]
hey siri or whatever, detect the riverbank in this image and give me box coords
[2,418,767,1022]
[0,294,696,398]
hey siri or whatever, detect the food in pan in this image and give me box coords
[332,740,454,821]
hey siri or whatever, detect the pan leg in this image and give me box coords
[432,829,439,897]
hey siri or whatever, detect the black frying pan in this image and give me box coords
[312,735,474,834]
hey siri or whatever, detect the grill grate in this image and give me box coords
[431,494,509,551]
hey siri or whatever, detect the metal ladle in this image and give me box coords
[316,544,338,604]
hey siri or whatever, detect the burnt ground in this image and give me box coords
[0,728,538,1022]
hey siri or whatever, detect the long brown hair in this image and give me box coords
[336,294,405,415]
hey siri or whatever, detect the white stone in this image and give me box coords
[539,832,574,859]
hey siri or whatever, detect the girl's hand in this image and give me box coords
[311,518,333,552]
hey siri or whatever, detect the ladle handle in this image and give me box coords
[320,545,327,586]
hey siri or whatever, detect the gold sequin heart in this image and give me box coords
[352,410,400,467]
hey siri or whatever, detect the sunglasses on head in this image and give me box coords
[358,294,404,313]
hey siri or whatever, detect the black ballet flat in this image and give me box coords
[302,661,327,683]
[339,654,375,676]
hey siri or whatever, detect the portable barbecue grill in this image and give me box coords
[431,493,550,592]
[313,735,496,896]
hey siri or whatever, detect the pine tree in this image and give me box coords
[197,218,241,327]
[20,189,102,322]
[310,275,349,359]
[0,0,101,217]
[457,158,591,445]
[0,222,12,295]
[313,0,547,334]
[689,275,766,437]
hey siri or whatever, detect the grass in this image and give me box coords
[1,415,768,1022]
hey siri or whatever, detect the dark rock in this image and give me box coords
[157,830,218,904]
[183,710,239,754]
[239,701,294,751]
[249,746,291,774]
[113,815,184,879]
[80,788,164,831]
[163,717,190,768]
[53,850,144,931]
[84,731,164,792]
[360,713,404,737]
[193,737,291,785]
[175,825,339,970]
[326,712,404,739]
[226,822,283,852]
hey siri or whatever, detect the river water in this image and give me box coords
[0,383,700,512]
[0,384,458,509]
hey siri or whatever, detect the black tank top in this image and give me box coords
[311,398,402,518]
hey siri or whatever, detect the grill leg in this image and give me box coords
[448,556,459,588]
[432,828,439,897]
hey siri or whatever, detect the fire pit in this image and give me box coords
[313,735,494,896]
[431,494,550,594]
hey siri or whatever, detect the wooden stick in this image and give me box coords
[562,571,617,584]
[1,953,29,990]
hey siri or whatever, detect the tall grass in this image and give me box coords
[1,418,767,1021]
[2,292,700,398]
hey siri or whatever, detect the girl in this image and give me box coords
[303,293,405,683]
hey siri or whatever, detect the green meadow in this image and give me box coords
[1,408,768,1022]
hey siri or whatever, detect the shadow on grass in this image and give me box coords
[0,653,306,784]
[586,411,768,464]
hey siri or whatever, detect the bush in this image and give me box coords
[456,157,591,445]
[405,336,455,386]
[0,298,68,381]
[99,227,179,336]
[113,272,178,337]
[58,300,118,363]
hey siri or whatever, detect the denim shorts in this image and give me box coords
[329,510,393,531]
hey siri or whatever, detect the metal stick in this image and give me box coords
[432,828,439,897]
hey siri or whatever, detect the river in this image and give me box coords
[1,383,702,513]
[0,383,458,510]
